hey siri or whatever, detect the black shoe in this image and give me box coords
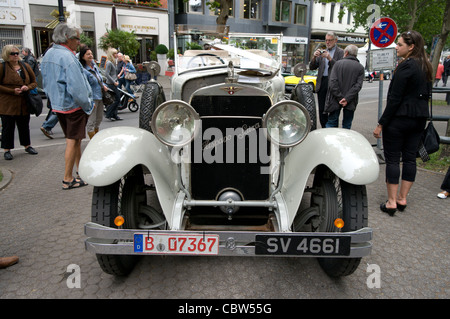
[114,116,123,121]
[396,203,407,212]
[380,202,396,216]
[25,146,38,155]
[4,151,13,160]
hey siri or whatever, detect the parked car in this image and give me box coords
[79,27,379,278]
[285,69,317,93]
[365,69,391,81]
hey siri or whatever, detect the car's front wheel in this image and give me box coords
[91,166,165,276]
[309,167,368,277]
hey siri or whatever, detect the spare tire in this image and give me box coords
[291,83,317,131]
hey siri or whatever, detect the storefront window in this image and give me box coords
[294,4,306,25]
[282,42,306,74]
[187,0,203,14]
[243,0,260,20]
[274,0,291,23]
[0,29,23,53]
[210,0,233,17]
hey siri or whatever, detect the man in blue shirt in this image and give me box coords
[41,23,93,190]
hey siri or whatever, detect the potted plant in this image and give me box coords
[155,44,169,74]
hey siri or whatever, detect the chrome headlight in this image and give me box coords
[151,100,200,147]
[262,101,311,148]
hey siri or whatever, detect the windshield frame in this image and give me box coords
[173,26,283,77]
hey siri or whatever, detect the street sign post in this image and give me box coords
[369,17,397,48]
[368,17,398,153]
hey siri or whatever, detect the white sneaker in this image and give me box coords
[437,191,449,199]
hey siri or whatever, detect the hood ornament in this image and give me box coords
[225,61,238,84]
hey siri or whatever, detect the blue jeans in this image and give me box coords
[105,83,120,118]
[325,108,354,129]
[42,110,59,131]
[125,79,135,96]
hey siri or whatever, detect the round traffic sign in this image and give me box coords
[369,17,398,48]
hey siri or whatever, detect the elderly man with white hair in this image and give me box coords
[324,44,365,129]
[41,23,93,190]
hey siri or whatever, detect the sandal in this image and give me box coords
[75,172,88,187]
[437,191,449,199]
[62,178,87,190]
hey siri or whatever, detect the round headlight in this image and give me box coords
[151,100,199,147]
[263,101,311,148]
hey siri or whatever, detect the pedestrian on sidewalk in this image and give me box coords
[0,44,39,161]
[309,31,344,128]
[40,98,58,139]
[434,62,444,87]
[324,44,364,129]
[80,46,107,139]
[104,48,122,121]
[41,23,94,190]
[373,30,433,216]
[443,55,450,87]
[437,166,450,199]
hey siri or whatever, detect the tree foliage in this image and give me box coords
[322,0,449,49]
[98,29,140,57]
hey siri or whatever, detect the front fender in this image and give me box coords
[282,128,379,225]
[79,127,178,217]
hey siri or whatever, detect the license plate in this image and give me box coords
[134,233,219,255]
[255,235,351,256]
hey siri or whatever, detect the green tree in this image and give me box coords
[98,29,140,57]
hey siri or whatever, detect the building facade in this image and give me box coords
[0,0,169,64]
[309,1,367,58]
[173,0,312,73]
[1,0,368,70]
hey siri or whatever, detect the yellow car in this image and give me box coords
[284,70,317,93]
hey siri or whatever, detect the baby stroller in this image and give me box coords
[103,87,139,112]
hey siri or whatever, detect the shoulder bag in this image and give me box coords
[125,72,137,81]
[417,94,440,162]
[19,62,43,117]
[25,88,43,116]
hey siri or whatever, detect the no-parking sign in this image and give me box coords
[369,17,398,48]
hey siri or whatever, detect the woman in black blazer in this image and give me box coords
[373,30,433,216]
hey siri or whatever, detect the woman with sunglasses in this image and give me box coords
[0,45,39,160]
[373,31,433,216]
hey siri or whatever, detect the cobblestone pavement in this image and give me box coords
[0,77,449,299]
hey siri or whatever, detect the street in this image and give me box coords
[1,77,449,300]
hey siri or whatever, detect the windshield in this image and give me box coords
[174,26,282,76]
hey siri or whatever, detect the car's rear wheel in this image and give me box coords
[91,166,165,276]
[309,167,368,277]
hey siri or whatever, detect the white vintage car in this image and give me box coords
[79,26,379,277]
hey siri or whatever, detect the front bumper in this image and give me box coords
[85,222,372,258]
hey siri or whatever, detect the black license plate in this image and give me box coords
[255,235,351,256]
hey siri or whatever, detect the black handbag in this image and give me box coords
[25,88,43,117]
[417,97,440,162]
[102,90,115,105]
